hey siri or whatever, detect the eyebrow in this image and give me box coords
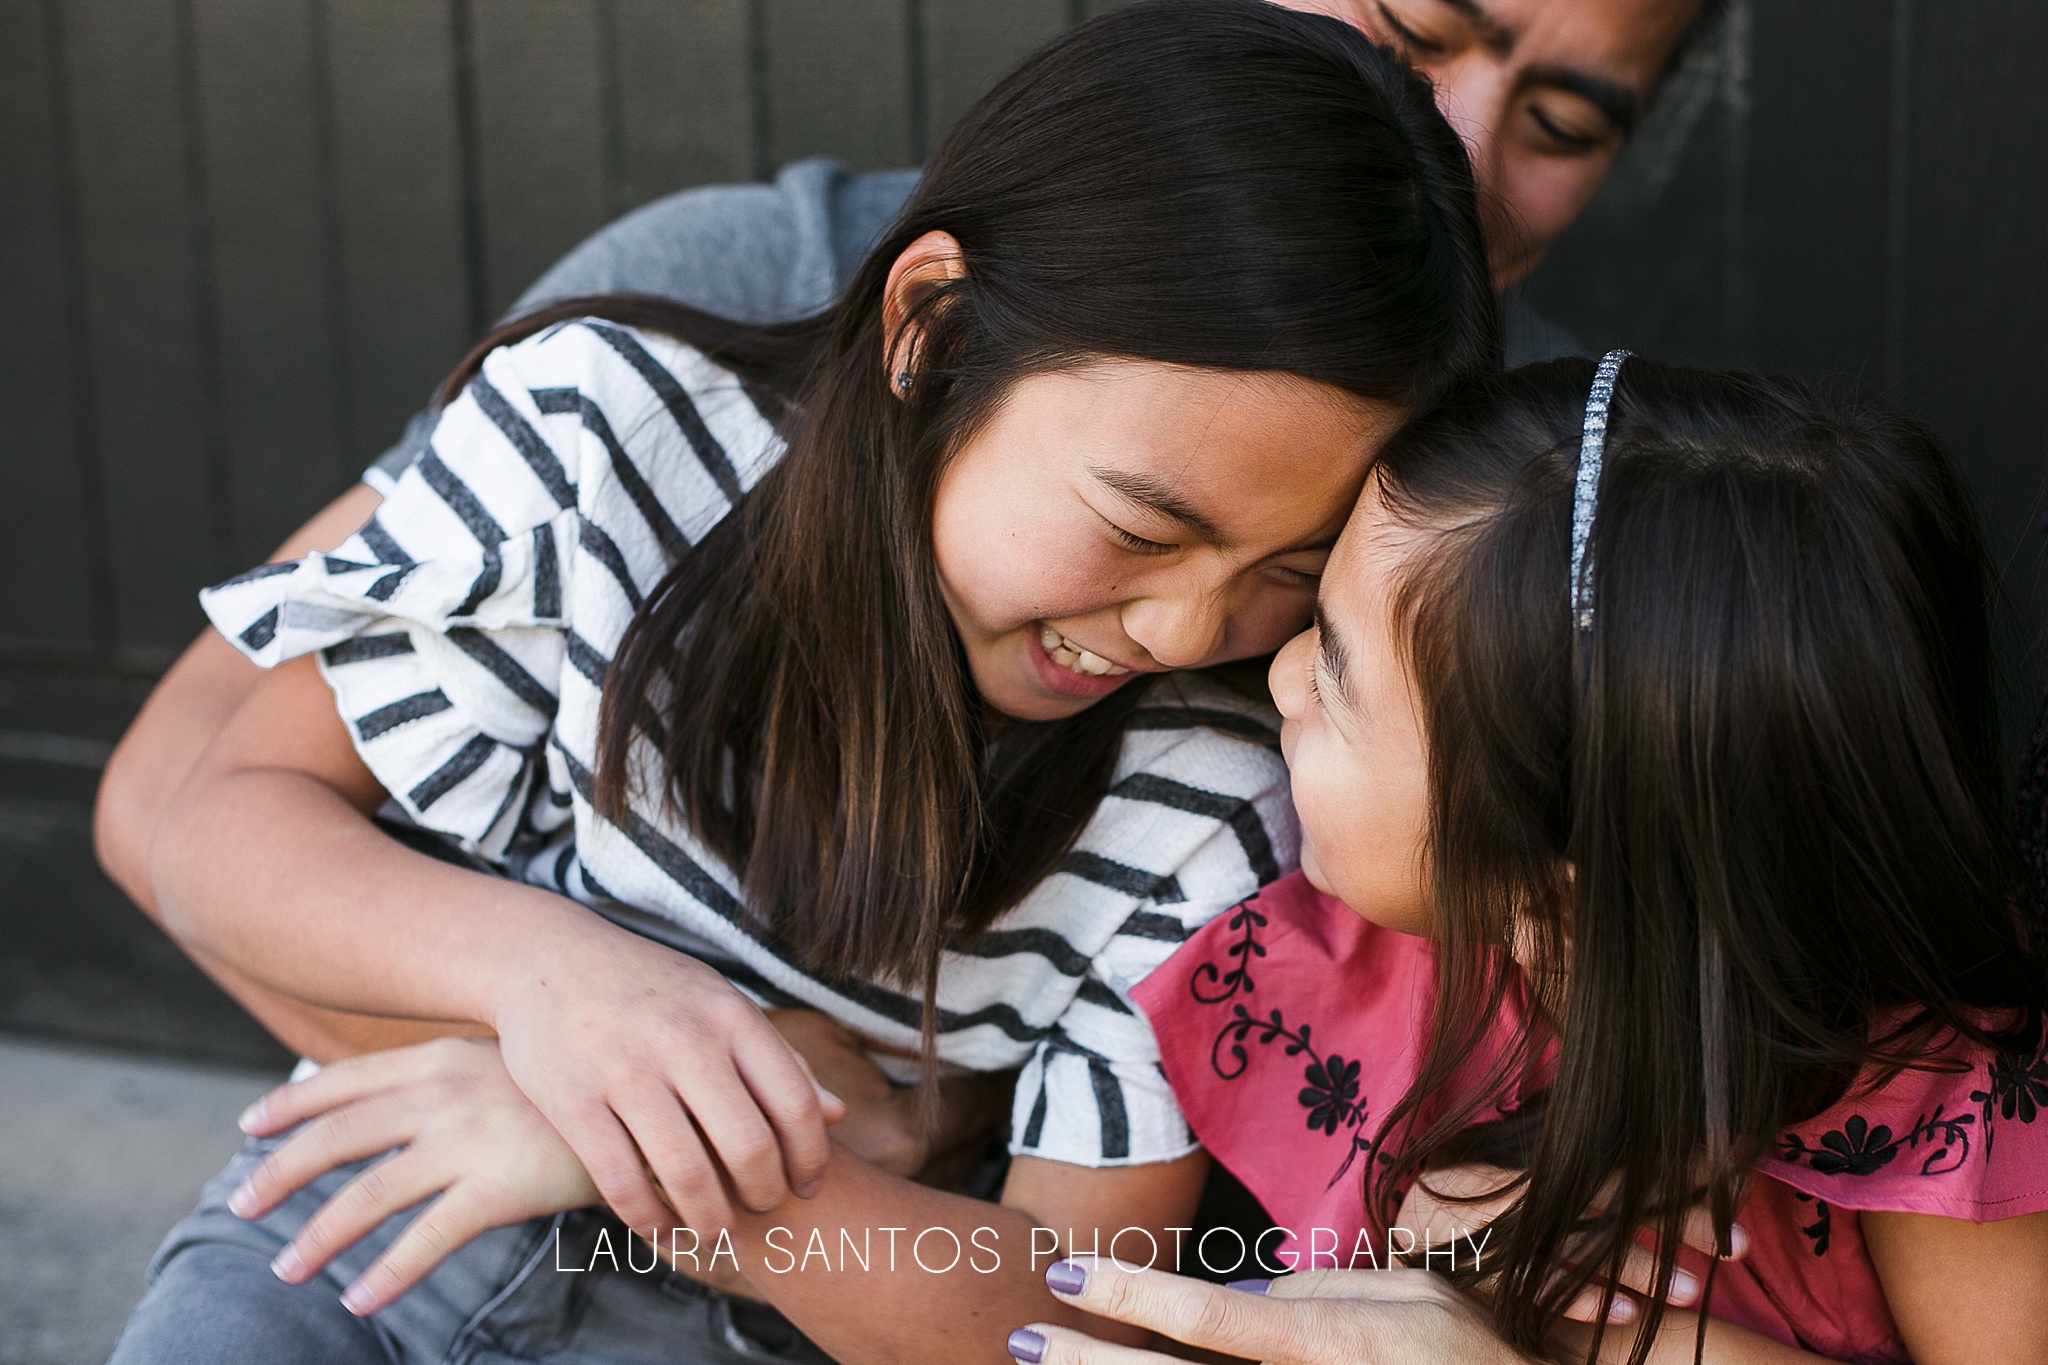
[1431,0,1643,134]
[1089,467,1229,545]
[1314,602,1350,701]
[1434,0,1515,54]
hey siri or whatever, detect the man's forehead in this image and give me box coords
[1439,0,1699,82]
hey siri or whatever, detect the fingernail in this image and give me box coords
[237,1099,266,1133]
[270,1246,305,1283]
[1725,1224,1750,1259]
[1671,1269,1700,1304]
[1607,1296,1637,1323]
[227,1183,258,1219]
[1007,1328,1047,1363]
[794,1179,823,1199]
[340,1282,378,1317]
[1045,1259,1088,1295]
[1226,1278,1271,1295]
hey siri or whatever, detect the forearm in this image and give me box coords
[696,1147,1135,1365]
[184,938,489,1062]
[152,761,611,1030]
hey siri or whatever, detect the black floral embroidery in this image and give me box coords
[1189,899,1267,1004]
[1210,1003,1379,1188]
[1790,1192,1832,1256]
[1779,1106,1974,1179]
[1972,1050,2048,1125]
[1301,1055,1363,1136]
[1781,1115,1899,1176]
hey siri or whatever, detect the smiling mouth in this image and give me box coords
[1039,624,1132,678]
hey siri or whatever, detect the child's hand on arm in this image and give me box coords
[151,653,839,1243]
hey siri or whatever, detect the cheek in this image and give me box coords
[933,524,1122,636]
[1498,154,1615,250]
[1293,737,1434,933]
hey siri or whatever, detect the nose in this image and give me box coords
[1122,588,1230,671]
[1269,628,1316,722]
[1428,57,1505,200]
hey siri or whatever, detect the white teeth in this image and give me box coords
[1038,624,1130,678]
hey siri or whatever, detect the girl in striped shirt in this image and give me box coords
[125,5,1494,1364]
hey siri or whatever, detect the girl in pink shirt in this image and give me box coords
[1017,357,2048,1365]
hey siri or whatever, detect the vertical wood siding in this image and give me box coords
[1,0,2043,1063]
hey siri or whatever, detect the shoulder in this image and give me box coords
[1767,1025,2048,1223]
[469,320,784,506]
[510,159,920,324]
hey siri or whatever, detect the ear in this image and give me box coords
[881,230,968,398]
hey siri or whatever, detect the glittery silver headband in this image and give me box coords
[1570,349,1632,631]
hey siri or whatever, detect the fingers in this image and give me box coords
[1041,1255,1330,1364]
[268,1148,447,1285]
[333,1187,506,1316]
[731,1017,836,1199]
[1679,1203,1750,1260]
[238,1041,459,1138]
[1004,1324,1181,1365]
[783,1048,849,1126]
[554,1100,684,1240]
[1562,1284,1641,1325]
[612,1087,737,1236]
[671,1057,797,1214]
[230,1090,431,1220]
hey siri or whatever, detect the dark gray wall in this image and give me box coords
[1,0,2042,1061]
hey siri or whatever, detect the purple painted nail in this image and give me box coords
[1045,1259,1089,1295]
[1226,1278,1271,1295]
[1007,1328,1048,1363]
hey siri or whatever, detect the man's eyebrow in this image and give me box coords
[1525,64,1642,136]
[1435,0,1516,55]
[1314,602,1350,700]
[1430,0,1642,135]
[1089,467,1228,544]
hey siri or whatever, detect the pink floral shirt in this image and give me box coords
[1133,873,2048,1364]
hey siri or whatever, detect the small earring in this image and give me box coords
[894,371,914,393]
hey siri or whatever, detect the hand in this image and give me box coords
[1398,1163,1748,1324]
[766,1010,1010,1184]
[486,925,843,1242]
[232,1037,605,1314]
[1010,1256,1530,1365]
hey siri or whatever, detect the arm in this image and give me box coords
[94,483,467,1062]
[150,652,832,1235]
[236,1035,1207,1363]
[1865,1207,2048,1365]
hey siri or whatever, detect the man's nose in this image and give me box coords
[1428,58,1507,198]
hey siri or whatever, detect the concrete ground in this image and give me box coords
[0,1032,286,1365]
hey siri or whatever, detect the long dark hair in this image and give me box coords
[442,0,1498,1013]
[1366,359,2045,1362]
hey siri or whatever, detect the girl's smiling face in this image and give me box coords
[931,359,1398,723]
[1269,479,1436,935]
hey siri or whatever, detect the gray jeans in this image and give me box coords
[107,1136,834,1365]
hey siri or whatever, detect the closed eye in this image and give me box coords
[1529,103,1609,153]
[1374,1,1448,55]
[1107,521,1174,554]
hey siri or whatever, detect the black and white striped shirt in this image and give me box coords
[202,321,1297,1167]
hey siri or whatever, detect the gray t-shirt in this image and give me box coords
[367,156,1580,487]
